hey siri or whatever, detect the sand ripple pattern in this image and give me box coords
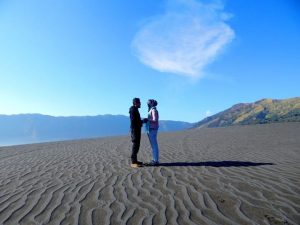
[0,123,300,225]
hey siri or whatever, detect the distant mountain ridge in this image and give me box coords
[195,97,300,128]
[2,97,299,146]
[0,114,193,146]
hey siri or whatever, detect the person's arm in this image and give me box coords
[151,109,158,122]
[130,108,135,125]
[130,108,138,128]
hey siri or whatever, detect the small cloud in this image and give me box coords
[205,110,212,117]
[131,0,235,78]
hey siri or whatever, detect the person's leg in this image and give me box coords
[131,129,141,163]
[147,132,155,163]
[153,130,159,162]
[131,142,140,163]
[148,131,154,161]
[149,130,159,163]
[147,132,154,152]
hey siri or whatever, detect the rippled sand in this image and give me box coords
[0,123,299,225]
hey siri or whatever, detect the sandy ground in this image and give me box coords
[0,123,299,225]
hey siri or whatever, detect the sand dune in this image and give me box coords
[0,123,299,225]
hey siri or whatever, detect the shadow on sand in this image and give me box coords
[155,161,274,167]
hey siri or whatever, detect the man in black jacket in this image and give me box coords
[129,98,147,168]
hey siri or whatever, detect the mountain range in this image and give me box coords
[1,97,299,146]
[194,97,300,128]
[0,114,193,146]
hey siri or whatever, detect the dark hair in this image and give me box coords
[133,98,140,105]
[147,99,158,108]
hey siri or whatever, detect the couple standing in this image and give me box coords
[129,97,159,168]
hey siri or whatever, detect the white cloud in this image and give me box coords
[205,110,212,117]
[131,0,235,77]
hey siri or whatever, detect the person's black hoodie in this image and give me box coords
[129,106,143,129]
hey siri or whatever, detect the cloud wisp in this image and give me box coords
[131,0,235,78]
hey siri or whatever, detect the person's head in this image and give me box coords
[147,99,158,109]
[133,98,141,108]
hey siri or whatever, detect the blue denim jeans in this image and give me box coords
[147,129,159,162]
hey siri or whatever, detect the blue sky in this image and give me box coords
[0,0,299,122]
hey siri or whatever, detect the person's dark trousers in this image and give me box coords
[131,128,141,163]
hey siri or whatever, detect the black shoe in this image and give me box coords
[136,161,143,165]
[132,161,143,165]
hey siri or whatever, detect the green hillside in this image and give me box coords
[195,97,300,128]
